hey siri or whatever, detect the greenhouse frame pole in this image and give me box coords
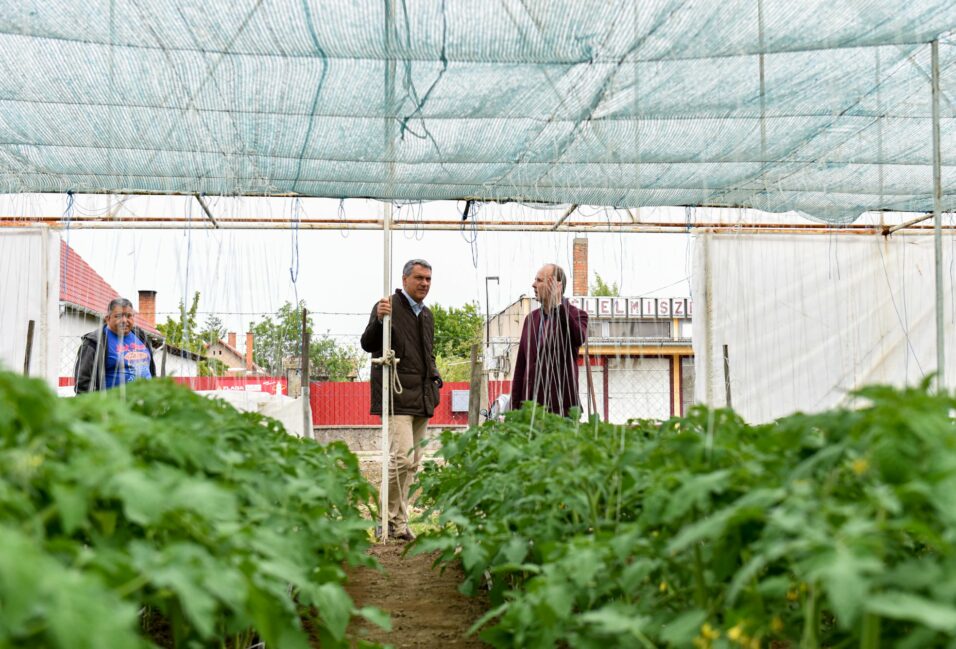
[379,0,396,542]
[932,40,946,392]
[379,204,393,542]
[703,231,715,406]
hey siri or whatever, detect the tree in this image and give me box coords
[431,302,484,359]
[435,354,472,382]
[252,301,362,381]
[156,291,200,351]
[200,314,226,348]
[590,273,620,296]
[310,335,363,382]
[430,302,484,382]
[156,292,228,377]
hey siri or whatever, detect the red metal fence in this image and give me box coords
[311,380,512,426]
[60,375,513,427]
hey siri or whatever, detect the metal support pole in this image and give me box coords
[194,194,220,228]
[884,211,936,235]
[703,231,715,406]
[722,344,732,409]
[23,320,35,375]
[379,206,394,540]
[932,40,946,392]
[550,204,579,230]
[379,0,397,541]
[301,307,312,440]
[468,343,482,428]
[484,276,499,349]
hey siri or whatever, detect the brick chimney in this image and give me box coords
[572,238,588,296]
[137,290,157,327]
[245,332,254,370]
[227,332,236,349]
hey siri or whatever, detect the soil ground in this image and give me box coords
[344,540,490,648]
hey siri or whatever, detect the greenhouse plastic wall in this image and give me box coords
[0,227,60,386]
[693,231,955,423]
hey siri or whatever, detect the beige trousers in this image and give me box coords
[387,414,429,532]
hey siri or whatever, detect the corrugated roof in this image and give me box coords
[59,240,160,336]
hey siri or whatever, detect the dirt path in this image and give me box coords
[345,540,490,648]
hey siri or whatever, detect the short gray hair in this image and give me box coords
[402,259,432,277]
[106,297,134,314]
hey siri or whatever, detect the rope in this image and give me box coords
[373,297,404,396]
[380,349,404,395]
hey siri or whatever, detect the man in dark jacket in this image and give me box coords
[74,297,157,393]
[361,259,442,541]
[511,264,589,417]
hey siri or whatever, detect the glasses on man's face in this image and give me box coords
[110,312,134,320]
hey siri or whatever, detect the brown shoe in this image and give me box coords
[393,527,416,542]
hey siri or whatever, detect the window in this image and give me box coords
[606,320,672,338]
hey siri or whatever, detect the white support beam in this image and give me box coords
[550,204,578,230]
[193,194,219,228]
[932,39,946,391]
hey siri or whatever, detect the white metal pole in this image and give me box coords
[380,204,393,541]
[932,40,946,392]
[702,230,715,406]
[380,0,396,541]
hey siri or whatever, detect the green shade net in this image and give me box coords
[0,0,955,222]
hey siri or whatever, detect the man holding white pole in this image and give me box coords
[361,259,442,542]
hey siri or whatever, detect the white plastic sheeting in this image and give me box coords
[0,227,59,385]
[200,390,311,438]
[692,231,955,422]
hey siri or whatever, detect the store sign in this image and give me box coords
[567,296,693,319]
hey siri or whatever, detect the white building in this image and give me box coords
[487,238,694,423]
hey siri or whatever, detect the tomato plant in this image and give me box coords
[0,371,386,648]
[416,381,956,648]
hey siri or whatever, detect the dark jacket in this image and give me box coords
[74,325,157,393]
[360,289,442,417]
[510,299,589,417]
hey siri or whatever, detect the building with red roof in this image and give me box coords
[59,239,160,336]
[58,240,207,386]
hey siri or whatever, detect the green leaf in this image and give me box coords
[460,542,486,573]
[356,606,392,632]
[502,535,528,565]
[662,470,732,523]
[578,604,649,637]
[616,558,658,594]
[660,609,708,646]
[130,542,218,638]
[313,582,353,641]
[866,592,956,632]
[51,484,88,534]
[811,547,882,627]
[111,469,166,525]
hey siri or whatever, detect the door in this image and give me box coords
[606,356,671,423]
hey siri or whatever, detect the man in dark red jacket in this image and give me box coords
[361,259,442,541]
[510,264,589,417]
